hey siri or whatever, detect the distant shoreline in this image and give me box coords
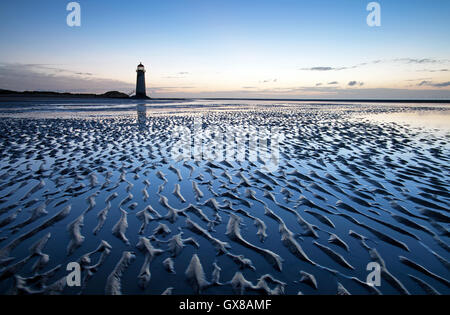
[0,89,449,103]
[0,89,187,102]
[200,98,450,103]
[0,89,130,99]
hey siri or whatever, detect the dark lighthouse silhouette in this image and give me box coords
[134,62,150,99]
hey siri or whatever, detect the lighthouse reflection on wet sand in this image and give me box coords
[136,62,147,98]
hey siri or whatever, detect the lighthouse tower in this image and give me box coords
[136,63,148,98]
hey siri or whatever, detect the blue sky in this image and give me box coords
[0,0,449,98]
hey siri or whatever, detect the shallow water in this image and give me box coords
[0,100,448,295]
[363,110,450,134]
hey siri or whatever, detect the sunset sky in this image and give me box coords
[0,0,449,99]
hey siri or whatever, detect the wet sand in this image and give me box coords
[0,100,448,295]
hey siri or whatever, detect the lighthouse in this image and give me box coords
[135,63,148,99]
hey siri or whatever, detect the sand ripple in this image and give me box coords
[0,102,448,294]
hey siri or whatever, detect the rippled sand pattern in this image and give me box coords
[0,102,448,295]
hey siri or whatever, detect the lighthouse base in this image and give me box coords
[132,94,151,100]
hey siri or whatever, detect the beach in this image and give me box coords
[0,99,448,295]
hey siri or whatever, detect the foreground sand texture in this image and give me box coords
[0,101,448,295]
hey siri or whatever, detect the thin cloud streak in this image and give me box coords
[299,58,450,72]
[0,63,133,93]
[418,80,450,88]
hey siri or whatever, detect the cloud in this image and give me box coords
[300,63,365,71]
[164,71,191,79]
[299,63,365,71]
[347,81,364,87]
[405,78,432,82]
[300,66,356,71]
[11,64,95,77]
[418,68,449,73]
[260,78,278,84]
[1,63,448,99]
[316,83,323,86]
[304,67,334,71]
[432,81,450,87]
[394,58,449,64]
[299,58,450,72]
[417,80,450,88]
[418,80,432,86]
[0,63,133,93]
